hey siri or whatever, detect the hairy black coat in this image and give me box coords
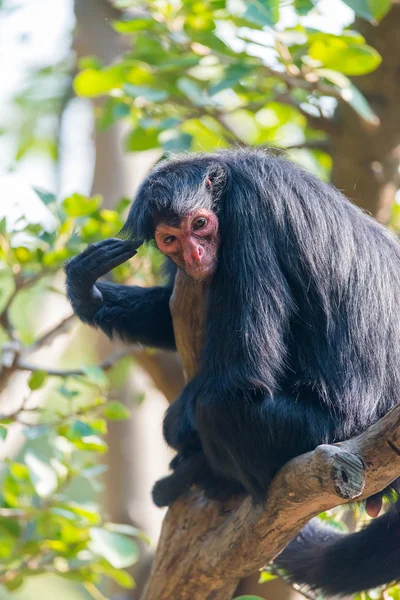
[66,148,400,597]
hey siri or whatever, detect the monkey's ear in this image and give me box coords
[204,163,228,193]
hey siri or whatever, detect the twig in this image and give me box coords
[27,314,76,352]
[17,345,137,378]
[284,139,330,152]
[84,583,110,600]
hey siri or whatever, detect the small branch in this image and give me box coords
[265,65,343,101]
[27,314,75,352]
[17,346,137,378]
[285,139,331,152]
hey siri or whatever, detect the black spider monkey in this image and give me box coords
[65,148,400,597]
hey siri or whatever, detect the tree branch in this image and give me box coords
[141,404,400,600]
[17,346,137,378]
[285,139,330,152]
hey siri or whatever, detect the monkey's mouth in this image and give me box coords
[184,261,216,281]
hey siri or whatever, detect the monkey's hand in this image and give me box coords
[64,238,139,320]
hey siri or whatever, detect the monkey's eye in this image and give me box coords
[192,217,207,231]
[163,235,176,245]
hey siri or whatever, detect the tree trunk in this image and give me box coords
[331,3,400,221]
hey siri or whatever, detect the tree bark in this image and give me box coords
[331,3,400,221]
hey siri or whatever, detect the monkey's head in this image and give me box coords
[121,154,227,282]
[153,206,220,281]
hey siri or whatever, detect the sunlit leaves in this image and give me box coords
[63,193,103,217]
[125,125,161,151]
[258,570,278,583]
[0,153,155,596]
[124,83,169,102]
[25,452,58,498]
[112,17,155,33]
[104,401,131,421]
[28,370,47,390]
[316,68,379,124]
[244,0,280,26]
[74,66,126,97]
[309,37,381,75]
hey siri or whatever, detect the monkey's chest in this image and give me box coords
[169,270,207,382]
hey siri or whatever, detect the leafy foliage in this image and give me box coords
[73,0,387,171]
[0,192,151,595]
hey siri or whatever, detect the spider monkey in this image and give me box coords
[65,149,400,597]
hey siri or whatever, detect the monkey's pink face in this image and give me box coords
[155,210,220,281]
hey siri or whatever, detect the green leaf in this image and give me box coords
[258,570,278,583]
[59,502,101,524]
[71,435,108,453]
[82,365,109,388]
[177,77,211,107]
[160,130,193,153]
[104,401,131,421]
[294,0,315,15]
[123,84,169,102]
[63,193,103,217]
[57,384,80,398]
[74,67,125,97]
[25,452,58,498]
[33,188,56,206]
[28,370,47,391]
[309,39,381,75]
[22,425,51,440]
[209,64,253,95]
[113,18,154,33]
[82,464,108,478]
[341,0,391,22]
[244,0,280,26]
[0,425,8,441]
[67,420,95,440]
[97,563,135,589]
[5,574,24,591]
[125,127,160,151]
[106,522,150,545]
[316,69,378,124]
[89,528,139,568]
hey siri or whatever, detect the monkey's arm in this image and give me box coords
[65,238,176,350]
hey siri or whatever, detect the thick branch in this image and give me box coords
[141,405,400,600]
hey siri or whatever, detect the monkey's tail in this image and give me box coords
[275,500,400,597]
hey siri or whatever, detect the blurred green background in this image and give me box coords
[0,1,400,599]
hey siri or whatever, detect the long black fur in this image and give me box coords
[66,148,400,596]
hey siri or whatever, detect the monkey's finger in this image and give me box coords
[81,247,137,280]
[76,238,124,260]
[89,249,137,279]
[73,239,137,265]
[64,239,122,275]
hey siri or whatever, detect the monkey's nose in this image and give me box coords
[184,244,203,265]
[192,246,203,263]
